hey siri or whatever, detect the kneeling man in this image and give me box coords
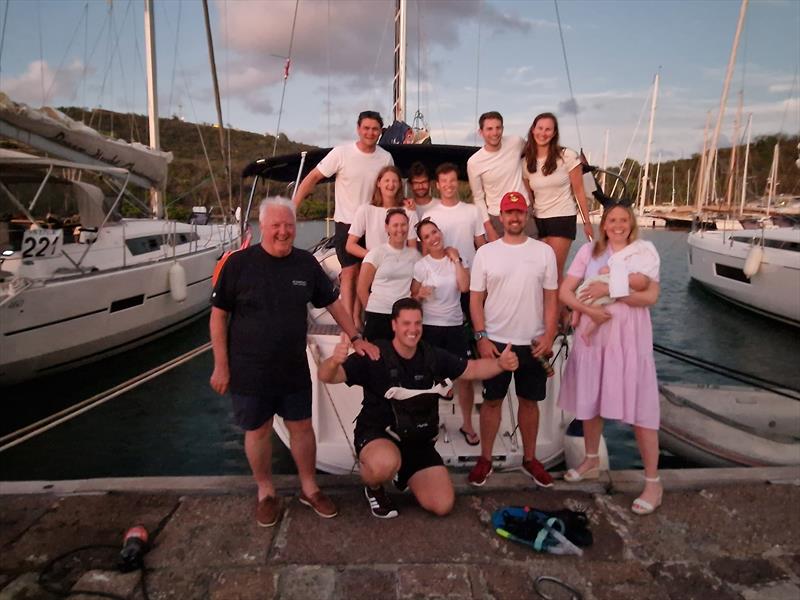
[319,297,518,519]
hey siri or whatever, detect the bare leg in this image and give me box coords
[244,418,275,501]
[478,399,503,461]
[457,379,478,441]
[284,418,320,498]
[339,264,360,331]
[358,439,401,487]
[543,236,573,328]
[517,397,540,461]
[634,425,662,505]
[575,416,603,475]
[407,466,454,516]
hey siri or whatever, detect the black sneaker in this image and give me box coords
[364,485,399,519]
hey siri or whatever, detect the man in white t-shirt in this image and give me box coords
[467,111,536,241]
[294,111,394,329]
[405,161,440,218]
[468,191,558,489]
[424,162,486,445]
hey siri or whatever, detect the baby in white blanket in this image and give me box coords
[573,239,660,341]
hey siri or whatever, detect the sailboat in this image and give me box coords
[0,1,240,385]
[237,0,619,475]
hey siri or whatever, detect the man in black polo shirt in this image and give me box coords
[318,297,518,519]
[210,197,378,528]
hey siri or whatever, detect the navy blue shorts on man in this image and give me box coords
[482,340,547,402]
[231,388,312,431]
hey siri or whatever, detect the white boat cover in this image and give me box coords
[0,94,172,188]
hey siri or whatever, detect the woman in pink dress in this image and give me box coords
[557,204,662,515]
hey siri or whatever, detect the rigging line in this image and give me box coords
[167,0,183,117]
[368,7,391,110]
[270,0,300,158]
[93,0,134,113]
[37,0,44,105]
[0,0,10,88]
[43,6,88,104]
[416,0,420,114]
[82,1,87,115]
[553,0,582,149]
[609,85,651,198]
[473,0,482,146]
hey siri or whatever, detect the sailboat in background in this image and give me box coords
[0,0,241,385]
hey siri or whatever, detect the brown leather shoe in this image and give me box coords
[299,490,338,518]
[256,496,280,527]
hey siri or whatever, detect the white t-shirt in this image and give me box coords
[470,238,558,344]
[415,198,440,219]
[412,255,463,327]
[363,244,421,314]
[424,201,485,268]
[523,148,580,219]
[467,135,530,222]
[316,142,394,224]
[348,205,419,250]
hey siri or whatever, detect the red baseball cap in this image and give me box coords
[499,191,527,212]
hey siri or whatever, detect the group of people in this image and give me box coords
[209,108,663,527]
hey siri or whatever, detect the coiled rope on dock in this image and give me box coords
[0,343,211,453]
[653,343,800,401]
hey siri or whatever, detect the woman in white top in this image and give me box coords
[357,208,422,341]
[411,218,479,445]
[346,165,418,260]
[522,112,593,282]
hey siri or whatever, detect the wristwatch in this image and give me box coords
[474,330,488,341]
[350,333,363,343]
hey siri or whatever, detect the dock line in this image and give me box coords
[0,343,211,453]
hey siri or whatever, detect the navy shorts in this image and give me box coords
[482,340,547,402]
[363,311,393,342]
[422,323,469,359]
[231,388,312,431]
[534,215,577,240]
[354,418,444,491]
[334,221,363,268]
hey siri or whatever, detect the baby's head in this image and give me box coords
[599,266,610,274]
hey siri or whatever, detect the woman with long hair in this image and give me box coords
[411,218,478,445]
[357,208,421,341]
[522,113,593,284]
[557,203,662,516]
[347,166,419,260]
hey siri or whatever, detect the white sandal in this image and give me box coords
[563,454,601,483]
[631,476,662,515]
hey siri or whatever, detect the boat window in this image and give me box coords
[165,232,200,246]
[126,235,165,255]
[715,263,750,283]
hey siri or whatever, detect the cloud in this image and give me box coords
[3,59,85,107]
[558,98,580,115]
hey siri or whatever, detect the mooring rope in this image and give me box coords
[0,343,211,453]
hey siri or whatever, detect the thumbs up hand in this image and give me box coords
[498,343,519,372]
[333,332,352,365]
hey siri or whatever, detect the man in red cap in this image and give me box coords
[467,191,559,488]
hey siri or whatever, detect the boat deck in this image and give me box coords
[1,467,798,599]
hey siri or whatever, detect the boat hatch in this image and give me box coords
[715,263,750,283]
[110,294,145,312]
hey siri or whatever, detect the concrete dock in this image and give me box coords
[1,466,799,599]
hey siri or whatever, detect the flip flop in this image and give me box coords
[459,428,480,446]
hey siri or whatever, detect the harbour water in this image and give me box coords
[1,223,798,480]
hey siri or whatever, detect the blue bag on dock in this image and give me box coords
[492,506,590,556]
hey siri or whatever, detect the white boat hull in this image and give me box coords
[659,384,800,467]
[687,228,800,326]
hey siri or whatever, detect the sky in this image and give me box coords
[1,0,798,167]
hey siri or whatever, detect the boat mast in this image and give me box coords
[695,110,711,211]
[698,0,748,214]
[653,152,662,206]
[392,0,407,123]
[724,90,744,210]
[671,164,676,207]
[638,70,659,215]
[739,113,752,216]
[143,0,163,218]
[601,129,609,191]
[766,142,779,217]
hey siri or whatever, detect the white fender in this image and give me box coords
[743,245,763,278]
[563,431,611,472]
[169,262,187,302]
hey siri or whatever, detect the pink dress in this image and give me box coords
[558,243,660,429]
